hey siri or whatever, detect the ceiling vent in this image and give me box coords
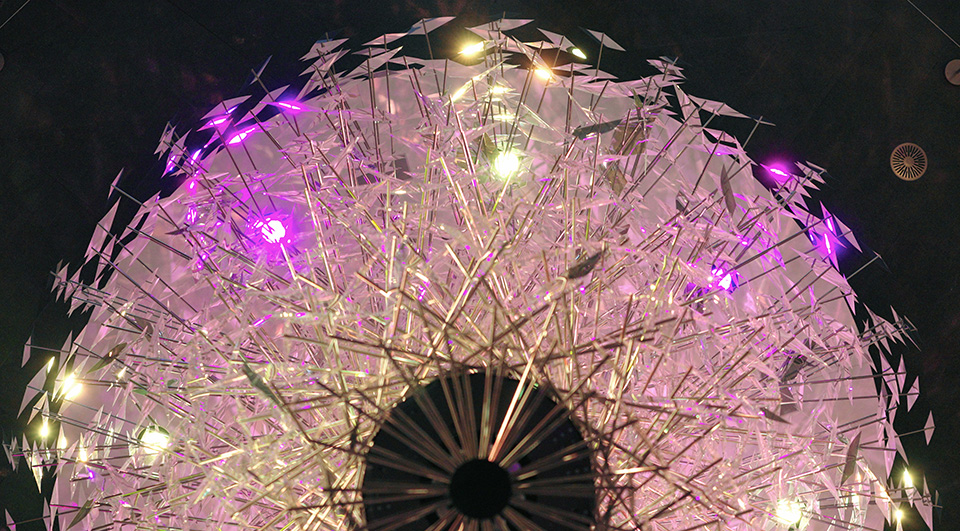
[890,142,927,181]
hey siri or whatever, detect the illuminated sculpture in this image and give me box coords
[18,18,934,530]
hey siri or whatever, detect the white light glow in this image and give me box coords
[493,150,521,178]
[460,41,485,56]
[62,373,82,401]
[776,500,802,525]
[139,427,170,455]
[569,47,587,59]
[903,470,913,488]
[450,84,470,102]
[534,67,554,81]
[260,219,287,243]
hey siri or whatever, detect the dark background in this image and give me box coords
[1,1,957,529]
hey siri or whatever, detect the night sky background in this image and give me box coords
[1,1,958,529]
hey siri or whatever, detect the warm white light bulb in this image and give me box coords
[569,47,587,59]
[776,500,802,525]
[40,418,49,438]
[62,373,82,401]
[493,150,520,178]
[140,427,170,455]
[534,67,553,81]
[903,469,913,488]
[460,41,485,56]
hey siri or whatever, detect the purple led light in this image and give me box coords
[185,205,198,224]
[711,267,739,292]
[769,167,789,178]
[227,127,256,145]
[259,219,287,243]
[277,102,303,111]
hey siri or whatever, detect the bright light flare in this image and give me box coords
[61,373,82,401]
[259,219,287,243]
[227,127,256,145]
[493,150,521,178]
[903,470,913,488]
[276,101,303,111]
[776,500,803,525]
[460,41,485,56]
[769,167,790,178]
[450,83,471,102]
[534,67,554,81]
[139,427,170,456]
[569,46,587,59]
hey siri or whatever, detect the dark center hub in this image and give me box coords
[449,458,512,519]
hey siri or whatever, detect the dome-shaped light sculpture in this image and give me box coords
[21,17,933,531]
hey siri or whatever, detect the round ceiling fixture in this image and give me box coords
[362,371,595,530]
[945,59,960,86]
[890,142,927,181]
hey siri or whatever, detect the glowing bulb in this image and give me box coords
[260,219,287,243]
[62,373,82,401]
[460,41,485,56]
[139,427,170,456]
[489,85,510,95]
[770,167,790,177]
[569,46,587,59]
[450,84,470,102]
[78,446,89,463]
[40,418,49,438]
[46,357,54,372]
[775,500,802,525]
[493,150,521,178]
[903,470,913,488]
[534,67,554,81]
[895,508,904,521]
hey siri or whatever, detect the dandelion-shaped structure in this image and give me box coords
[20,18,933,531]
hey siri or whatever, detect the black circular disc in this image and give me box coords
[362,370,595,530]
[449,458,512,518]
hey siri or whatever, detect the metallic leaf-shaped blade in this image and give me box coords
[572,119,621,140]
[841,432,862,485]
[89,343,126,373]
[565,251,603,279]
[67,500,93,530]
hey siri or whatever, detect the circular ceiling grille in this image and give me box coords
[362,370,596,530]
[890,142,927,181]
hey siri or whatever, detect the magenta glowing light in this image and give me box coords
[769,167,790,178]
[276,101,303,111]
[711,267,739,292]
[227,127,256,145]
[260,219,287,243]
